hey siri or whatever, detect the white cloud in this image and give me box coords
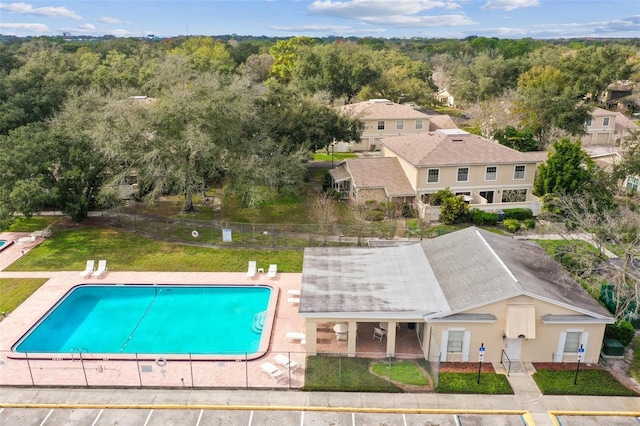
[78,23,96,30]
[0,2,82,20]
[308,0,472,27]
[271,23,387,35]
[477,15,640,38]
[309,0,457,18]
[0,22,49,33]
[99,16,124,24]
[481,0,539,11]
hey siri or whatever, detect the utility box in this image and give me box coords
[496,210,505,222]
[602,338,624,357]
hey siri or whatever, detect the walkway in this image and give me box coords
[514,232,619,258]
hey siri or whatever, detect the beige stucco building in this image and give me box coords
[581,107,639,147]
[338,99,432,151]
[330,129,547,217]
[298,227,614,365]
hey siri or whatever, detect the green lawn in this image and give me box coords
[436,372,513,394]
[370,360,429,386]
[533,369,638,396]
[0,278,48,320]
[303,356,403,392]
[312,152,358,162]
[5,226,304,273]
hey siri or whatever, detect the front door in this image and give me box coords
[479,190,494,203]
[504,338,522,360]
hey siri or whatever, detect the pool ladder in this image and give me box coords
[251,311,267,334]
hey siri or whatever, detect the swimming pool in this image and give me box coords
[13,284,274,358]
[0,239,13,252]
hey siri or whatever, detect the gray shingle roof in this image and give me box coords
[340,99,431,120]
[381,130,545,167]
[299,227,613,320]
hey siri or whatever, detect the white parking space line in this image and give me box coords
[402,413,407,426]
[300,411,304,426]
[454,414,462,426]
[39,408,53,426]
[352,412,356,426]
[248,410,254,426]
[195,409,204,426]
[0,408,3,415]
[91,408,104,426]
[143,409,153,426]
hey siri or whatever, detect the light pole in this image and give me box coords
[574,344,584,385]
[477,343,485,384]
[331,143,335,169]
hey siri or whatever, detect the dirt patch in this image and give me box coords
[53,217,109,229]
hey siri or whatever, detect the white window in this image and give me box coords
[485,166,497,181]
[603,117,610,126]
[396,120,404,130]
[427,169,439,183]
[377,121,385,130]
[586,118,592,127]
[457,167,469,182]
[447,331,464,353]
[514,165,526,180]
[563,331,581,353]
[627,176,639,191]
[415,119,423,130]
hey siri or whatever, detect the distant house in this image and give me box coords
[600,80,636,111]
[436,88,455,107]
[338,99,431,152]
[584,146,640,196]
[299,227,613,364]
[330,129,546,219]
[581,107,639,146]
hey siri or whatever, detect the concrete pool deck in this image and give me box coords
[0,232,307,388]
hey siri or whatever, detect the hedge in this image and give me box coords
[502,208,533,220]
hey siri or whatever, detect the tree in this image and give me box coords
[613,131,640,195]
[493,126,539,152]
[535,138,615,211]
[268,37,319,83]
[170,36,236,73]
[514,66,591,147]
[543,193,640,321]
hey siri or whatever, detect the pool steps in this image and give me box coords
[251,311,267,334]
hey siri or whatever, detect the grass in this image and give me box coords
[533,369,638,396]
[436,372,513,394]
[303,356,403,392]
[5,226,304,273]
[535,239,601,257]
[370,360,429,386]
[312,152,358,162]
[631,335,640,384]
[0,278,48,320]
[6,216,60,232]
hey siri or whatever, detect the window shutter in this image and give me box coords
[555,332,566,362]
[440,331,449,362]
[461,331,471,362]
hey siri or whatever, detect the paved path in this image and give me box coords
[514,232,619,258]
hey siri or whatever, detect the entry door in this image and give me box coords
[479,190,494,203]
[504,338,522,360]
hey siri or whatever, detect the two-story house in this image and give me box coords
[338,99,431,151]
[329,129,546,220]
[581,107,639,146]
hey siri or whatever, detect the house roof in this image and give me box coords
[343,157,416,197]
[591,107,615,117]
[423,113,458,131]
[299,227,613,321]
[381,130,545,167]
[340,99,431,121]
[421,228,611,319]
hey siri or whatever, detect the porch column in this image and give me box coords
[305,320,318,356]
[347,322,357,357]
[386,321,397,357]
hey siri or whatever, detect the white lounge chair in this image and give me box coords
[286,332,306,343]
[288,297,300,305]
[260,362,287,383]
[373,326,386,341]
[246,260,257,278]
[287,289,300,296]
[92,260,108,278]
[274,354,300,373]
[267,264,278,279]
[79,260,95,278]
[30,225,51,238]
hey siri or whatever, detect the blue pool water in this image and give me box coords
[14,285,272,355]
[0,240,6,247]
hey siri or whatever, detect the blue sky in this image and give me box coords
[0,1,639,39]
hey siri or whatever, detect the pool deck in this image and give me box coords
[0,232,307,388]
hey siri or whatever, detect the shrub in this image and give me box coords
[440,195,470,225]
[471,209,498,226]
[502,208,533,221]
[524,218,536,229]
[605,320,636,347]
[402,202,417,218]
[503,218,521,233]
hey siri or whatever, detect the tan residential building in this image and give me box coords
[299,227,614,365]
[338,99,432,151]
[581,107,639,146]
[330,129,546,218]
